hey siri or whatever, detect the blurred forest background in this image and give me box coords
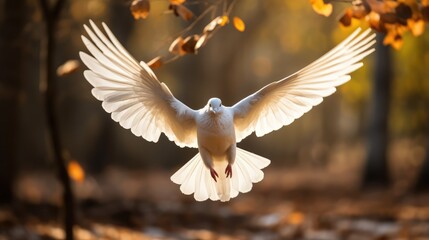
[1,0,429,239]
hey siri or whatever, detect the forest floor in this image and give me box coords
[1,161,429,240]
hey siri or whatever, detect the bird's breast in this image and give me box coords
[197,111,235,156]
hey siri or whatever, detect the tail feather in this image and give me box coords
[170,147,271,202]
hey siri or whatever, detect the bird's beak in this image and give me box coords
[209,107,218,114]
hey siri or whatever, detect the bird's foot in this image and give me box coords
[210,168,219,182]
[225,164,232,178]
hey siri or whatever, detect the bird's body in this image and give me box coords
[80,20,376,202]
[196,103,235,159]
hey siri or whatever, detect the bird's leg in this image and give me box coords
[225,145,236,178]
[199,147,218,182]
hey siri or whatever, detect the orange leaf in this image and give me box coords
[68,160,85,183]
[233,17,245,32]
[219,15,229,26]
[287,212,304,225]
[147,56,163,69]
[339,8,353,27]
[169,0,185,5]
[57,60,79,77]
[130,0,150,20]
[408,19,425,36]
[383,30,403,49]
[310,0,333,17]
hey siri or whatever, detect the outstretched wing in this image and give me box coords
[232,28,375,142]
[80,20,197,148]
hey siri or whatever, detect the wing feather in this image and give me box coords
[232,28,375,141]
[80,21,197,148]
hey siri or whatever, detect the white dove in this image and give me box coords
[79,20,375,202]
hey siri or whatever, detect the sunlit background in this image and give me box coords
[1,0,429,239]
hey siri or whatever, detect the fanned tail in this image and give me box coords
[170,148,271,202]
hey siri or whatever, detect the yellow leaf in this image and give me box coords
[408,19,425,36]
[130,0,150,19]
[218,15,229,26]
[68,160,85,183]
[310,0,333,17]
[57,60,79,77]
[233,16,245,32]
[170,0,185,5]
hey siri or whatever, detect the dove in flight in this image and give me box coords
[79,20,375,202]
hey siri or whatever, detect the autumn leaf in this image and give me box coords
[195,33,208,50]
[169,0,185,5]
[57,60,79,77]
[383,30,404,49]
[169,36,186,56]
[147,56,163,69]
[170,4,194,21]
[287,212,305,225]
[130,0,150,20]
[181,35,200,54]
[351,0,371,19]
[233,17,245,32]
[219,15,229,26]
[407,18,425,36]
[310,0,333,17]
[68,160,85,183]
[340,8,353,27]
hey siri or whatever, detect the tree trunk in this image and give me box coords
[0,0,26,205]
[362,33,392,188]
[38,0,74,239]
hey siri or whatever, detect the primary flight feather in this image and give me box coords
[80,20,375,202]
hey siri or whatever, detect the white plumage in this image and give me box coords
[80,20,375,202]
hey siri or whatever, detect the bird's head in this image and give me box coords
[207,98,223,114]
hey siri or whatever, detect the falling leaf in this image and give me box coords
[68,160,85,183]
[310,0,333,17]
[57,60,79,77]
[233,17,245,32]
[130,0,150,20]
[181,35,200,54]
[147,56,163,69]
[288,212,305,225]
[169,36,186,55]
[170,4,194,21]
[170,0,185,5]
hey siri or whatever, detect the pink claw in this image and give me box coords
[210,168,219,182]
[225,164,232,178]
